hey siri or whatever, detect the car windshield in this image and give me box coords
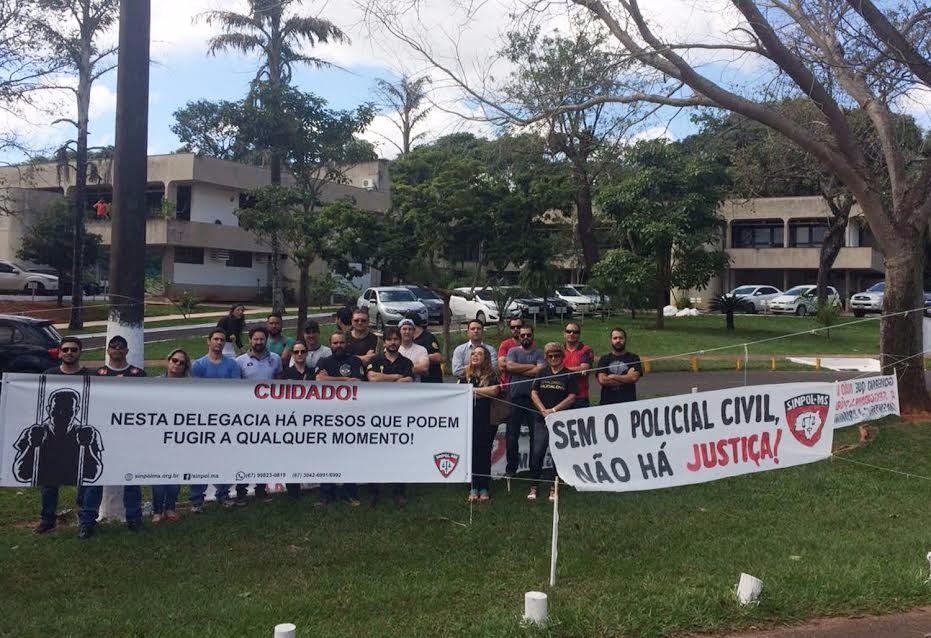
[783,286,812,296]
[732,286,757,295]
[10,262,30,271]
[379,290,415,302]
[557,287,578,296]
[577,285,599,296]
[408,286,440,300]
[867,282,885,293]
[42,324,62,342]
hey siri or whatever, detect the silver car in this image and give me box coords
[357,287,428,330]
[849,282,884,317]
[729,285,783,313]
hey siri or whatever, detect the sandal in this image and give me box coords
[467,489,479,503]
[479,490,490,502]
[527,487,537,501]
[548,487,557,503]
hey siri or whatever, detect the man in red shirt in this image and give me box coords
[562,321,593,408]
[497,317,524,388]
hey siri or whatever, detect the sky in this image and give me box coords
[6,0,930,163]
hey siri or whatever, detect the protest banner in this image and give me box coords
[0,374,472,486]
[833,375,899,428]
[545,382,836,492]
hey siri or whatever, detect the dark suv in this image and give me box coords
[0,315,63,374]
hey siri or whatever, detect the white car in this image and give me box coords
[768,285,841,316]
[0,261,59,294]
[357,287,428,329]
[450,287,502,324]
[554,285,602,314]
[849,282,884,317]
[728,285,783,313]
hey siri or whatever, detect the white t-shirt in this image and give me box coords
[398,342,429,381]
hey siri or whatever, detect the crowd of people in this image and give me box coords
[26,304,642,538]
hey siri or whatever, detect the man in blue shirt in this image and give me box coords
[189,329,242,510]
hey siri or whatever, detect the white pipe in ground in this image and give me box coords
[274,623,296,638]
[523,591,548,624]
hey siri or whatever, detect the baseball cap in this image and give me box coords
[107,335,128,348]
[398,318,415,327]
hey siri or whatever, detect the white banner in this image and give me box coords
[546,382,836,492]
[0,374,472,486]
[833,375,899,428]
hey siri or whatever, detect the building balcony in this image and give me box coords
[727,246,884,273]
[86,218,266,253]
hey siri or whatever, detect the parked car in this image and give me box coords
[728,285,783,313]
[544,296,572,319]
[357,287,428,329]
[400,285,444,324]
[849,282,884,317]
[0,315,63,374]
[450,287,501,324]
[0,261,59,295]
[555,284,602,314]
[500,288,546,319]
[768,285,841,316]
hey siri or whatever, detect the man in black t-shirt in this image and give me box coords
[345,308,379,366]
[365,326,413,508]
[95,335,147,377]
[406,311,443,383]
[596,328,642,405]
[315,331,365,505]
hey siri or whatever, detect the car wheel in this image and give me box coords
[795,305,808,317]
[476,310,486,324]
[375,313,385,331]
[853,309,865,318]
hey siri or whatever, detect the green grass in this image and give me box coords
[2,420,931,637]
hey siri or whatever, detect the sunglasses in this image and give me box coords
[547,353,564,359]
[519,333,533,338]
[60,347,80,353]
[169,357,187,366]
[108,344,127,350]
[564,329,580,335]
[352,318,367,323]
[292,349,307,354]
[509,325,522,330]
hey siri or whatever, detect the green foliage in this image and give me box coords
[171,99,251,161]
[590,248,654,318]
[144,274,168,297]
[171,290,200,319]
[17,198,102,287]
[675,294,692,310]
[815,301,842,338]
[308,272,357,308]
[709,293,748,331]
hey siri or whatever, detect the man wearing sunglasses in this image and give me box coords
[345,309,378,366]
[80,335,146,538]
[32,337,90,534]
[502,324,545,477]
[530,343,577,502]
[562,322,594,409]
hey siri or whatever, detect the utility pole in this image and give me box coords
[106,0,150,368]
[100,0,150,522]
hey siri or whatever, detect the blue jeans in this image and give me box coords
[189,484,230,506]
[152,485,180,513]
[79,485,142,527]
[530,417,551,488]
[40,486,88,524]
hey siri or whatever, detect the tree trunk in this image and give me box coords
[270,230,284,315]
[296,258,309,335]
[69,30,93,330]
[816,206,850,304]
[574,176,599,278]
[654,245,672,329]
[441,294,452,371]
[726,310,734,331]
[881,235,931,414]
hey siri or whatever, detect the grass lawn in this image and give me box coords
[1,419,930,637]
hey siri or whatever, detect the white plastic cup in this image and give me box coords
[274,623,296,638]
[523,591,548,624]
[736,573,763,605]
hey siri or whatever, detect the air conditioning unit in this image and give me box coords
[209,249,230,261]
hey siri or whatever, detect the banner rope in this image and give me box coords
[830,454,931,482]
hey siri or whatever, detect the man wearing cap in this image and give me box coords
[80,335,146,538]
[301,319,331,370]
[398,318,429,381]
[407,312,443,383]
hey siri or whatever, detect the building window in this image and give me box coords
[731,223,783,248]
[174,247,204,264]
[226,251,253,268]
[176,184,192,221]
[790,223,828,247]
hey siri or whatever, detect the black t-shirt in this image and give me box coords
[366,353,414,380]
[282,365,315,381]
[459,373,498,428]
[346,331,378,358]
[315,353,366,381]
[597,351,642,405]
[44,366,90,376]
[532,367,577,410]
[95,365,147,377]
[413,330,443,383]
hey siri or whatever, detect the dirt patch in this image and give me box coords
[694,607,931,638]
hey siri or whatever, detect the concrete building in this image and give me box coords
[0,154,390,300]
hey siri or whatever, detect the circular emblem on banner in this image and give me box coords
[124,473,133,481]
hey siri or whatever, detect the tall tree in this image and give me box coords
[201,0,348,314]
[501,24,637,277]
[373,74,431,156]
[34,0,117,329]
[170,99,251,161]
[597,140,730,329]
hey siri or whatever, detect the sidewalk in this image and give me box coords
[53,306,278,331]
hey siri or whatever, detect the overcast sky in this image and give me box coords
[5,0,929,163]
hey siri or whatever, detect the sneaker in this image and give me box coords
[126,520,143,532]
[527,487,537,501]
[164,511,180,522]
[190,504,204,514]
[77,525,94,539]
[151,513,163,524]
[479,489,490,503]
[467,489,479,503]
[548,487,557,503]
[33,520,55,534]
